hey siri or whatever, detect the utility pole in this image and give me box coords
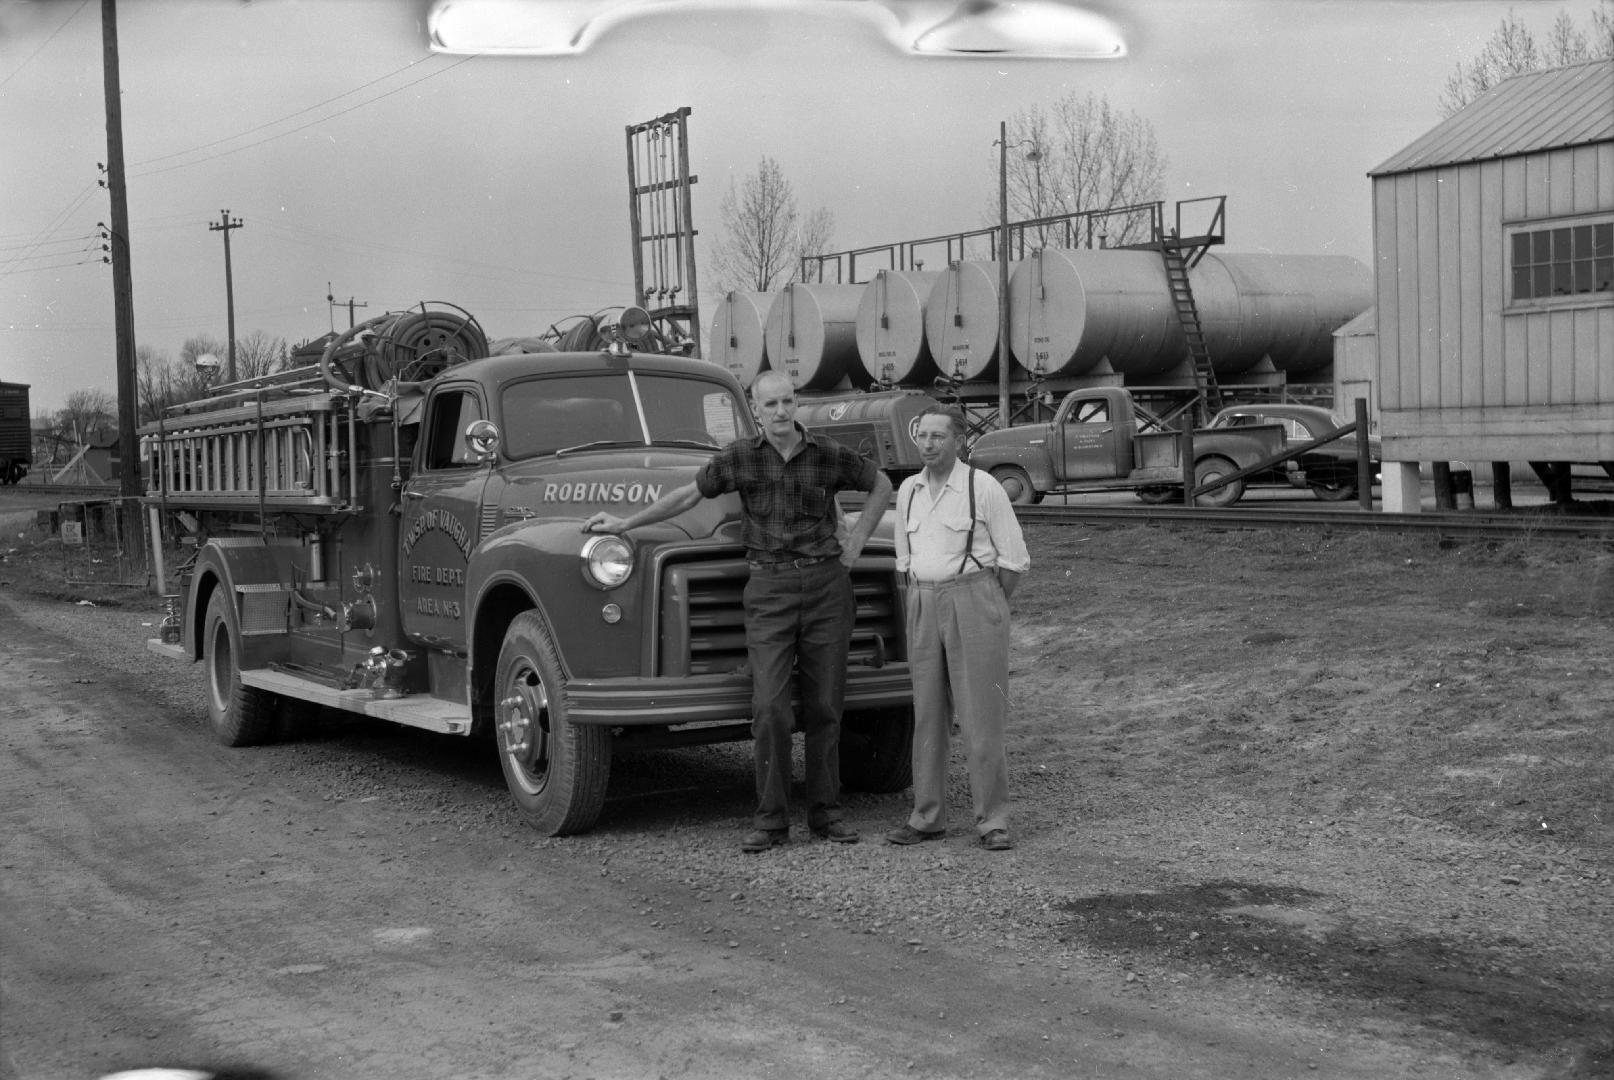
[100,0,139,499]
[210,210,244,381]
[996,120,1011,427]
[327,283,367,330]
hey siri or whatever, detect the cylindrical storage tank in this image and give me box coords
[923,261,1006,384]
[1189,254,1372,376]
[763,283,867,391]
[1008,249,1375,379]
[708,291,775,388]
[1009,250,1182,378]
[855,270,943,386]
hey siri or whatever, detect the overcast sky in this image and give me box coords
[1,0,1602,416]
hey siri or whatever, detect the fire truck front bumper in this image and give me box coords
[563,665,913,726]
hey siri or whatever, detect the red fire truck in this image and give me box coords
[143,304,913,835]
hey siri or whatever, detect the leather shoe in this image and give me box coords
[980,829,1014,851]
[811,821,859,844]
[741,827,789,853]
[884,824,945,845]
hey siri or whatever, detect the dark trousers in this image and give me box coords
[743,558,853,830]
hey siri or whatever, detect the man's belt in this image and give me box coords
[747,554,833,569]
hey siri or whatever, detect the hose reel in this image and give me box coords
[320,301,489,394]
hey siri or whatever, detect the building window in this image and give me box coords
[1509,218,1614,303]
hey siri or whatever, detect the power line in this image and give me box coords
[0,255,106,277]
[0,0,90,91]
[0,181,99,276]
[130,50,452,168]
[130,55,479,179]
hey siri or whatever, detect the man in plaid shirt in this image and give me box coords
[584,371,893,852]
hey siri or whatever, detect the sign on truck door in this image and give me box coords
[400,384,492,651]
[1059,396,1127,481]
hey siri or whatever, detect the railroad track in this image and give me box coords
[16,481,1614,542]
[1015,500,1614,541]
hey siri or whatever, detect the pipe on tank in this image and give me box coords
[855,270,943,386]
[763,283,867,391]
[1009,250,1179,379]
[922,261,1006,384]
[708,291,776,388]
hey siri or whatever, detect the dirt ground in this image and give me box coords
[0,487,1610,1080]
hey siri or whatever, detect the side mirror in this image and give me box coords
[465,419,501,462]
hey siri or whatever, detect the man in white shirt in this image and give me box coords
[885,405,1030,851]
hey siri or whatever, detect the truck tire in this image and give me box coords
[1307,471,1358,501]
[494,612,612,836]
[991,466,1043,506]
[839,706,914,793]
[202,589,278,747]
[1135,486,1179,505]
[1193,456,1245,508]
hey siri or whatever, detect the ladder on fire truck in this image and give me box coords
[146,388,355,512]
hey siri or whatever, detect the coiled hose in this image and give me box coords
[320,302,488,394]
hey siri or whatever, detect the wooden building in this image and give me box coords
[1367,59,1613,511]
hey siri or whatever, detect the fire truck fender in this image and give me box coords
[462,569,554,737]
[183,539,300,662]
[465,520,646,684]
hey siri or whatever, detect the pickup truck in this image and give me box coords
[968,387,1284,507]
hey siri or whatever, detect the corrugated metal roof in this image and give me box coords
[1370,59,1613,177]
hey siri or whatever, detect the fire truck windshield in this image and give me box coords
[501,372,751,460]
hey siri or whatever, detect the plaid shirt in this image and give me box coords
[696,423,879,561]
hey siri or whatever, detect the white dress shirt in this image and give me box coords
[895,459,1031,583]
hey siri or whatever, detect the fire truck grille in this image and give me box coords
[660,559,905,677]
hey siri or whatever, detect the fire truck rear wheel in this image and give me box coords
[839,706,914,793]
[202,588,279,747]
[494,612,612,836]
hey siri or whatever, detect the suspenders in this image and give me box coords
[905,467,987,576]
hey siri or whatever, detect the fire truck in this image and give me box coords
[142,303,913,835]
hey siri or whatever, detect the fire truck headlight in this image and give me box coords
[581,534,634,589]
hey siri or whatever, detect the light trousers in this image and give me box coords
[905,570,1011,836]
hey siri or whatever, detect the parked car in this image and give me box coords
[1206,404,1382,501]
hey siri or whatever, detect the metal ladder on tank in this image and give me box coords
[1159,238,1223,421]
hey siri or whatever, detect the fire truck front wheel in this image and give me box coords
[495,613,612,836]
[202,589,279,747]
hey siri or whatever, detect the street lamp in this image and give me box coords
[995,123,1042,426]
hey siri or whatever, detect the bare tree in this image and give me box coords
[1440,2,1614,116]
[1000,92,1167,249]
[136,344,178,425]
[711,157,836,292]
[234,329,287,380]
[56,388,116,445]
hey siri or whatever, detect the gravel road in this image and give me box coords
[2,508,1610,1079]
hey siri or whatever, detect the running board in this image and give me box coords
[240,668,471,735]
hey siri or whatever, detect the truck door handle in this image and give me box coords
[402,489,425,502]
